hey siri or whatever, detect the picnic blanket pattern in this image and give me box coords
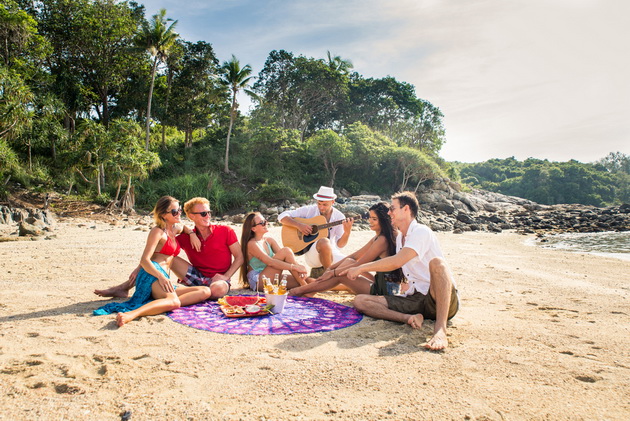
[167,295,363,335]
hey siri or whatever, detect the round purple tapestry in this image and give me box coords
[167,296,363,335]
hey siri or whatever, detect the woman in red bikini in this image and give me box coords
[93,196,212,326]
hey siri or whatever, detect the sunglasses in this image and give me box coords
[167,208,182,216]
[191,211,211,217]
[253,219,268,227]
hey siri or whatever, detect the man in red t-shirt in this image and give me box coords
[175,197,243,295]
[94,197,243,300]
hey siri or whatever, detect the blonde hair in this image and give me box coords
[152,196,178,229]
[184,197,210,217]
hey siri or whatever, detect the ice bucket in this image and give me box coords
[265,293,288,313]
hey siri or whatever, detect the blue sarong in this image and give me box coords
[93,261,169,316]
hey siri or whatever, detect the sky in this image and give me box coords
[138,0,629,163]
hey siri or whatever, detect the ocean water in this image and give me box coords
[532,231,630,261]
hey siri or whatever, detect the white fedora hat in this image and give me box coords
[313,186,337,201]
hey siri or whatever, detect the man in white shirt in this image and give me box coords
[346,191,459,351]
[278,186,354,271]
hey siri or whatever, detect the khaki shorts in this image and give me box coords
[385,286,459,320]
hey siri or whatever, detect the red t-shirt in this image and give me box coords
[177,225,238,278]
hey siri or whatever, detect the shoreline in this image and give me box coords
[0,220,629,419]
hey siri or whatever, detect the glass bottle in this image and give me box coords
[277,277,288,295]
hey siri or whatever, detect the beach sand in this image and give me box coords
[0,219,629,420]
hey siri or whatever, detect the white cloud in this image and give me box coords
[139,0,630,162]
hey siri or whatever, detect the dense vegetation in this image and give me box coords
[1,1,625,213]
[457,153,629,206]
[1,0,453,212]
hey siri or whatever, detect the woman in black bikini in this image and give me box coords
[288,202,402,296]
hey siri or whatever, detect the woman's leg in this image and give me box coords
[289,274,373,296]
[175,285,213,305]
[116,281,181,327]
[273,247,308,284]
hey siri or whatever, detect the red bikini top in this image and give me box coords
[158,235,181,256]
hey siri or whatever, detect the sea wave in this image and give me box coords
[527,231,630,261]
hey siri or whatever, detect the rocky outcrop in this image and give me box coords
[0,205,55,238]
[245,182,630,235]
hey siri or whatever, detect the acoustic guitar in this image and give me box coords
[281,216,347,254]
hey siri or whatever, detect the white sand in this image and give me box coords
[0,219,629,420]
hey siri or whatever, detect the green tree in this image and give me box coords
[135,8,178,150]
[254,50,348,137]
[0,66,32,141]
[166,41,222,147]
[107,118,160,209]
[324,51,353,75]
[387,147,445,193]
[307,129,351,186]
[220,54,255,173]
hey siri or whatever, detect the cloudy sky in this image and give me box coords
[139,0,629,163]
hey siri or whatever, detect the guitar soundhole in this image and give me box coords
[311,225,319,234]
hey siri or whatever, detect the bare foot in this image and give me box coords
[288,288,302,297]
[94,285,129,298]
[423,329,448,351]
[406,314,424,329]
[116,312,132,327]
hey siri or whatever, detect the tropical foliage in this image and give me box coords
[1,1,620,210]
[457,155,629,206]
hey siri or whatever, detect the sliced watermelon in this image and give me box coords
[224,296,264,306]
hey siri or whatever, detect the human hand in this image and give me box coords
[158,276,174,293]
[342,217,354,232]
[128,266,141,282]
[211,273,229,284]
[189,232,201,252]
[298,222,313,235]
[293,264,307,278]
[345,267,361,280]
[318,269,334,281]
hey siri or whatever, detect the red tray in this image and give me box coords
[220,307,271,318]
[219,295,270,318]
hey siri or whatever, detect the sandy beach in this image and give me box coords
[1,218,629,420]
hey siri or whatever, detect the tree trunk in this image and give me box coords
[100,163,105,192]
[114,181,122,202]
[121,175,135,213]
[96,165,102,196]
[27,141,32,172]
[162,68,174,149]
[224,90,237,173]
[146,56,159,151]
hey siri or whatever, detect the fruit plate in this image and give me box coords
[218,296,271,318]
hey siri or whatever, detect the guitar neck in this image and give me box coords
[316,219,346,230]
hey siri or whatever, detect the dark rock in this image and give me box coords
[487,222,502,233]
[435,202,456,215]
[456,213,475,224]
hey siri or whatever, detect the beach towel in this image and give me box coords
[167,295,363,335]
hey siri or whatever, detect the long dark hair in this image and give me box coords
[370,202,403,282]
[239,212,259,288]
[369,202,397,257]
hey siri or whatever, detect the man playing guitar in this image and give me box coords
[278,186,354,273]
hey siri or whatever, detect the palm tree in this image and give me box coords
[220,55,256,173]
[326,51,353,74]
[136,8,178,150]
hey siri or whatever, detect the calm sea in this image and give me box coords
[531,231,630,261]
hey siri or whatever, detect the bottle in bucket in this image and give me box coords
[277,275,288,295]
[263,276,273,294]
